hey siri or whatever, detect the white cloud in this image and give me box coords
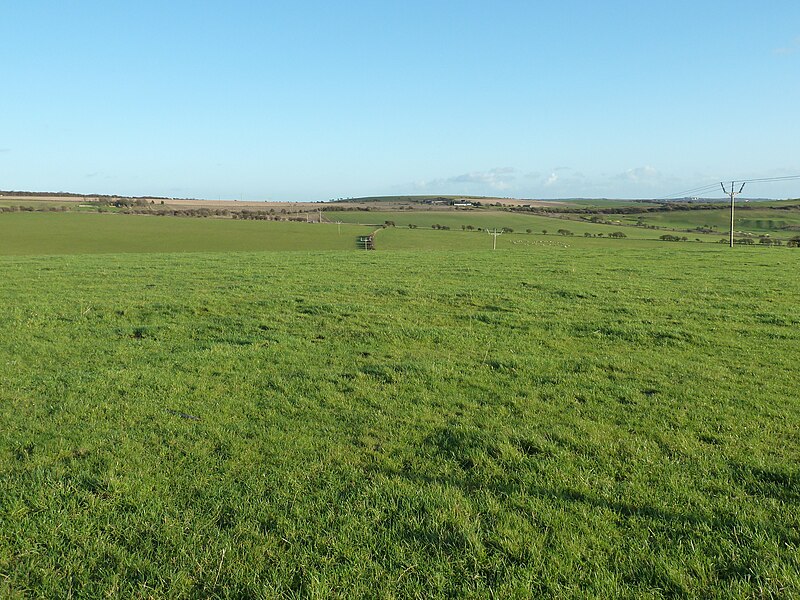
[407,167,517,193]
[447,167,516,189]
[401,164,714,199]
[776,36,800,55]
[618,165,660,183]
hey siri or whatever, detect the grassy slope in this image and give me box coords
[327,210,720,241]
[610,207,800,236]
[1,239,799,598]
[374,227,670,251]
[0,212,374,255]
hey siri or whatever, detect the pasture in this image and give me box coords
[0,212,374,255]
[324,210,717,242]
[606,204,800,238]
[1,213,799,598]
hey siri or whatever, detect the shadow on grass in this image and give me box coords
[381,423,800,546]
[357,424,800,596]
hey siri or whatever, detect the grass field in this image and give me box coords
[325,210,724,242]
[608,206,800,237]
[0,211,718,258]
[374,226,668,251]
[1,219,799,597]
[0,212,374,255]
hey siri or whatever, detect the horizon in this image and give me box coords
[2,189,797,205]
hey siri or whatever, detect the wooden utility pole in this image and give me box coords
[487,228,502,250]
[721,181,746,248]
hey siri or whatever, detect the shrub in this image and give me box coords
[557,229,573,236]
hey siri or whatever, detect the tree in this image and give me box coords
[557,229,573,236]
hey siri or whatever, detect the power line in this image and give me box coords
[659,183,722,199]
[737,174,800,184]
[661,174,800,200]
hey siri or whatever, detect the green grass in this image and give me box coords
[556,199,662,209]
[1,238,799,598]
[374,226,672,251]
[0,212,374,255]
[610,207,800,237]
[327,210,723,241]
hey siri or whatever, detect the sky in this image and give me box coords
[2,1,799,201]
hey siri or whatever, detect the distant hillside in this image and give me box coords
[330,195,498,204]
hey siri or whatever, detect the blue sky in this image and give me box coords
[2,1,799,201]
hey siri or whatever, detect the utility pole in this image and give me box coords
[721,181,746,248]
[487,228,502,250]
